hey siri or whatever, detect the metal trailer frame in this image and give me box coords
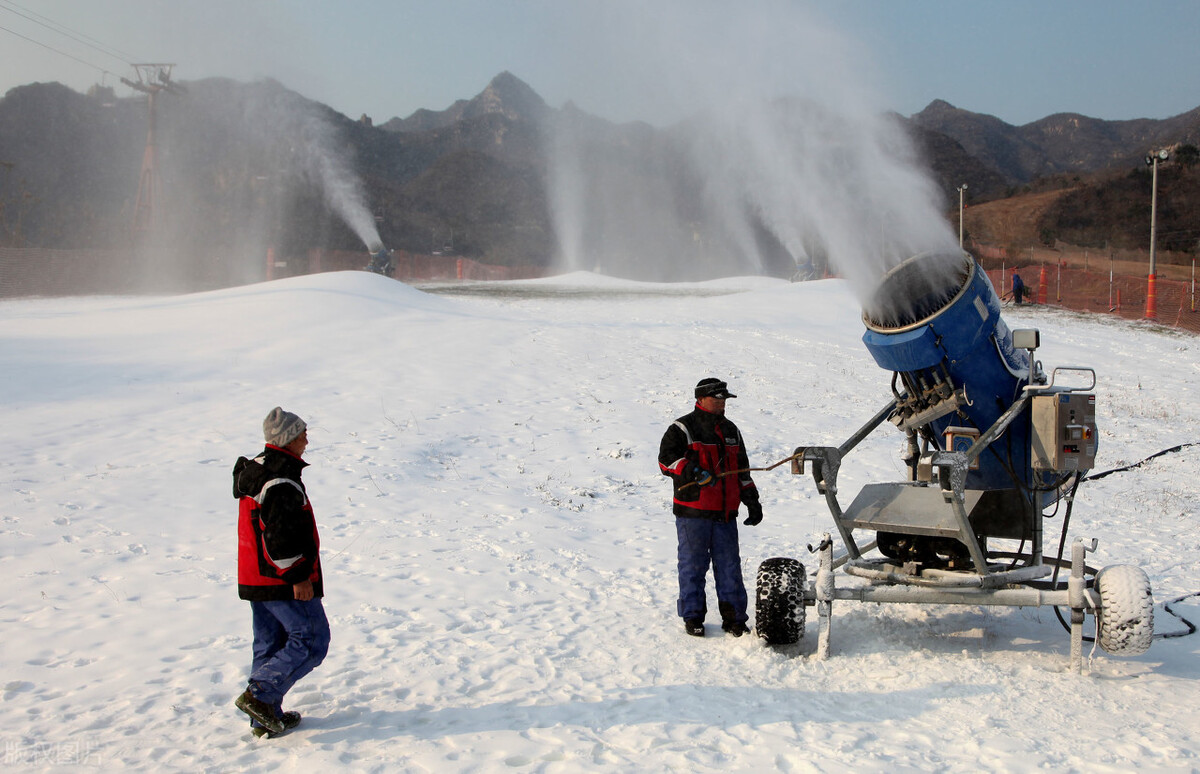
[792,372,1104,673]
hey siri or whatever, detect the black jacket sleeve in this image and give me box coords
[659,423,694,481]
[258,483,316,584]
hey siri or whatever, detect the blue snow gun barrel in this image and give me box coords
[860,251,1031,490]
[366,243,393,276]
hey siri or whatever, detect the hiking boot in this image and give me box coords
[252,711,301,739]
[684,619,705,637]
[722,621,750,637]
[235,688,284,735]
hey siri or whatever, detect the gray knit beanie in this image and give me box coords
[263,407,306,447]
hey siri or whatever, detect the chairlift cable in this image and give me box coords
[0,21,113,79]
[0,0,137,66]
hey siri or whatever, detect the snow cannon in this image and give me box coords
[365,242,393,277]
[754,250,1155,672]
[860,251,1036,491]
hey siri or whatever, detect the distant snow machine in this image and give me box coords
[365,243,394,277]
[758,251,1154,672]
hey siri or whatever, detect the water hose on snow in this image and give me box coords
[1051,442,1200,640]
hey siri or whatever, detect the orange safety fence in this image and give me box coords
[983,263,1200,335]
[0,247,143,296]
[0,246,548,297]
[2,246,1196,336]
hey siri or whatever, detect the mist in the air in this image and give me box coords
[545,1,958,296]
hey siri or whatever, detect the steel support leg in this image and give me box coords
[816,534,834,659]
[1068,538,1096,674]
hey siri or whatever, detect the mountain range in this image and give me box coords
[1,71,1197,277]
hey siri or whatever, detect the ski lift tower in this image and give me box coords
[121,64,184,239]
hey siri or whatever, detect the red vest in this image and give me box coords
[660,405,757,520]
[237,477,322,595]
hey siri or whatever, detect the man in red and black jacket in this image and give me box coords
[231,407,330,738]
[659,378,763,638]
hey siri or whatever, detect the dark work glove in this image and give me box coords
[688,463,714,487]
[743,502,763,526]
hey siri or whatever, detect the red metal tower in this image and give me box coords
[121,64,183,239]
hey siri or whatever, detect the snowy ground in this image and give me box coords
[2,270,1198,772]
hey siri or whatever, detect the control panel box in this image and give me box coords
[1031,393,1097,471]
[944,426,981,470]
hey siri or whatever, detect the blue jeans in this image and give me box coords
[248,598,330,720]
[675,518,748,623]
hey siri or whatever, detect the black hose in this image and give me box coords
[1053,590,1198,640]
[1048,442,1200,640]
[1083,442,1199,482]
[1161,592,1200,638]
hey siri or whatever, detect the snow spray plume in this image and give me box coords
[297,108,382,253]
[146,79,381,290]
[546,1,958,299]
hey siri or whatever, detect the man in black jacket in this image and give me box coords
[232,407,330,737]
[659,378,763,637]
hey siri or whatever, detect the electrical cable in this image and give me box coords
[1161,592,1200,638]
[1083,442,1199,482]
[1047,442,1200,640]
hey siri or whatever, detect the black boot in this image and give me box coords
[684,619,705,637]
[722,620,750,637]
[252,710,301,738]
[235,688,284,735]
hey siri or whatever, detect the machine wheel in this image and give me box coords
[755,557,806,645]
[1094,565,1154,656]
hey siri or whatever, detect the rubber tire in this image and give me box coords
[755,557,806,645]
[1094,564,1154,656]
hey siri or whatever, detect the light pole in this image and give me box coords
[1145,149,1169,319]
[957,184,968,249]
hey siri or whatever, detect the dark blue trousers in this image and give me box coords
[248,598,330,721]
[675,517,748,624]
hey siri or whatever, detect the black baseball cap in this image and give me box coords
[695,378,737,400]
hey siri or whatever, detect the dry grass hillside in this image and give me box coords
[963,189,1195,282]
[963,189,1069,248]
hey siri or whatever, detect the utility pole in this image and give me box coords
[957,184,968,249]
[121,64,184,240]
[1144,149,1169,320]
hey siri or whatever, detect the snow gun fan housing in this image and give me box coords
[855,250,1063,558]
[861,251,1037,492]
[761,250,1153,671]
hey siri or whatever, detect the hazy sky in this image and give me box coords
[1,0,1197,127]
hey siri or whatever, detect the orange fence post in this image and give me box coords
[968,241,1196,333]
[456,258,463,280]
[1109,254,1114,310]
[1146,273,1158,320]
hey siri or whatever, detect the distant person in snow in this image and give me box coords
[232,408,330,738]
[658,378,763,638]
[1011,271,1026,304]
